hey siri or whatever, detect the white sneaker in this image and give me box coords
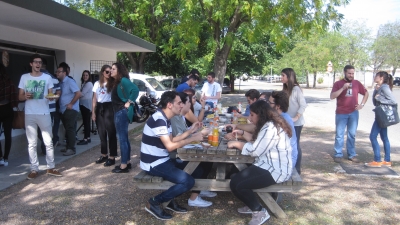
[188,196,212,207]
[3,160,8,166]
[249,208,270,225]
[0,159,4,166]
[199,190,217,198]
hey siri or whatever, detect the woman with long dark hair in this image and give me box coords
[0,64,18,166]
[107,63,139,173]
[227,100,292,224]
[281,68,307,175]
[77,70,93,145]
[92,65,118,166]
[365,72,397,168]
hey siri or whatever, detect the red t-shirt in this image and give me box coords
[331,79,367,114]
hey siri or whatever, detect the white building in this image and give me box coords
[0,0,155,144]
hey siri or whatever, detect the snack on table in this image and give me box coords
[190,141,201,144]
[206,114,215,119]
[238,117,247,124]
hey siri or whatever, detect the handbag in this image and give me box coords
[374,104,399,128]
[120,85,143,123]
[12,107,25,129]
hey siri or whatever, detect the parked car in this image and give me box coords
[222,78,231,94]
[129,73,166,103]
[394,77,400,86]
[160,78,180,91]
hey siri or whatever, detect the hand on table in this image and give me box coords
[227,141,245,150]
[191,132,203,142]
[190,122,203,133]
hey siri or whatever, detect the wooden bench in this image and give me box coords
[133,167,302,219]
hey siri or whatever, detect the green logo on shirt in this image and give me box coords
[26,80,45,99]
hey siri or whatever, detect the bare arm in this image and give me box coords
[18,88,26,101]
[330,83,350,99]
[92,93,97,121]
[160,132,203,152]
[355,90,369,110]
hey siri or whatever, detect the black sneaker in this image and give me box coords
[95,156,108,164]
[87,138,91,143]
[111,166,129,173]
[145,198,172,220]
[114,163,132,170]
[165,199,187,213]
[77,140,88,145]
[104,158,115,167]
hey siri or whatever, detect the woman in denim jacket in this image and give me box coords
[365,71,397,167]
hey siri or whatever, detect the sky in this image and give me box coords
[337,0,400,34]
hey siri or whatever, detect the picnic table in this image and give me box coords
[134,118,303,219]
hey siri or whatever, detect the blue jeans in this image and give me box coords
[369,120,390,162]
[147,159,195,203]
[114,108,130,164]
[334,110,359,159]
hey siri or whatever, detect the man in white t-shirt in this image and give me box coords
[18,54,62,180]
[201,72,222,109]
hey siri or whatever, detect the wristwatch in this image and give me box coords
[361,103,365,106]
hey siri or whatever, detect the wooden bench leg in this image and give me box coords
[257,192,287,219]
[183,161,200,175]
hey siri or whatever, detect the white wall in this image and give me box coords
[0,24,117,140]
[0,24,116,85]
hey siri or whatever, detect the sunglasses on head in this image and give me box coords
[104,70,110,74]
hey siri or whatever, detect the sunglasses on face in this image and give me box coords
[104,70,110,74]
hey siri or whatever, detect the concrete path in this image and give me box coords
[0,122,143,191]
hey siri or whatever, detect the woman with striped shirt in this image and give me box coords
[227,100,293,225]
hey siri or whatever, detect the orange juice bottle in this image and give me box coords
[208,122,213,144]
[212,125,219,146]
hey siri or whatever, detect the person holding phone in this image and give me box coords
[330,65,369,163]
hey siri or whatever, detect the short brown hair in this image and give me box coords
[245,89,260,100]
[271,91,289,113]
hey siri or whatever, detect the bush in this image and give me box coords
[317,77,324,84]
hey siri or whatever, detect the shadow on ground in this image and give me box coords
[0,126,399,225]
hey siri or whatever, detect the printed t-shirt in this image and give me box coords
[331,79,367,114]
[201,82,222,105]
[140,109,171,171]
[18,73,53,115]
[93,81,111,103]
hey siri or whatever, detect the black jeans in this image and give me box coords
[0,104,13,160]
[294,125,303,175]
[61,109,79,151]
[96,102,117,156]
[79,105,91,139]
[230,165,276,211]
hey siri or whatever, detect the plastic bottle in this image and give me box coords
[238,102,242,113]
[208,122,214,144]
[232,110,238,124]
[212,124,219,147]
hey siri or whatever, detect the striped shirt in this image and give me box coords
[41,70,60,112]
[140,109,171,171]
[242,121,292,183]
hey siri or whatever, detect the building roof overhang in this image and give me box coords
[0,0,156,52]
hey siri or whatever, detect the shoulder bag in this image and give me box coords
[120,84,143,123]
[374,104,399,128]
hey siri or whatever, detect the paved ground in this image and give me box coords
[0,122,143,191]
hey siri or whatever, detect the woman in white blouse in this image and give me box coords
[77,70,93,145]
[227,100,293,224]
[281,68,307,175]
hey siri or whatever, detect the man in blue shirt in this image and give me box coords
[242,89,260,117]
[175,75,199,92]
[56,64,81,156]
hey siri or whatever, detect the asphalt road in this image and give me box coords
[222,79,400,152]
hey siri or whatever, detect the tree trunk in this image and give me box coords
[213,44,232,86]
[332,71,336,86]
[125,52,147,74]
[306,72,309,88]
[313,71,317,88]
[392,67,397,76]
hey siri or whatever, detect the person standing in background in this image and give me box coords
[281,68,307,175]
[92,65,118,167]
[57,64,81,156]
[0,64,19,167]
[330,65,368,164]
[18,54,62,179]
[77,70,93,145]
[365,72,396,167]
[107,63,139,173]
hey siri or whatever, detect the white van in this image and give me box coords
[128,73,166,102]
